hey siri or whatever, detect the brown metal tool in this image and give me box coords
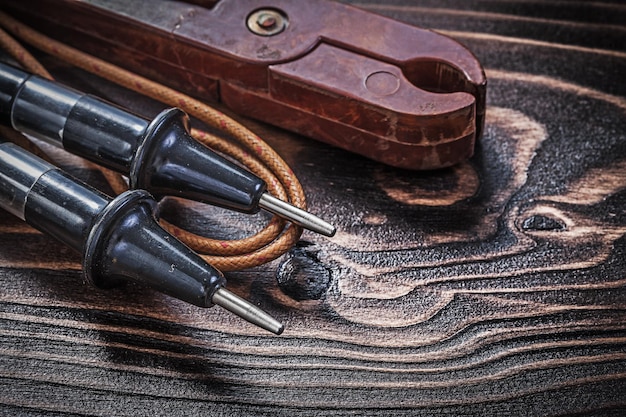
[3,0,486,170]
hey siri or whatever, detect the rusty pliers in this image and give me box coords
[3,0,486,170]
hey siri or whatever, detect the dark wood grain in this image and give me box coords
[1,0,626,415]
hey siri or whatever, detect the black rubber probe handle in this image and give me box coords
[0,62,265,213]
[0,140,226,305]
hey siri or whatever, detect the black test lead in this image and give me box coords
[0,140,285,335]
[0,62,336,237]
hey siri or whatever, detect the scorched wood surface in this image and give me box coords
[1,0,625,415]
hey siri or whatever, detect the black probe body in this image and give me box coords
[0,140,284,334]
[0,62,335,236]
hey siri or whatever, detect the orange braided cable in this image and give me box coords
[0,12,304,271]
[99,166,129,195]
[99,148,285,257]
[0,26,51,78]
[190,128,288,197]
[165,130,288,256]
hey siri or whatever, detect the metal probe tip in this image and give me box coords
[211,288,285,335]
[259,193,336,237]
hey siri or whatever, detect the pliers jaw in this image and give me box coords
[4,0,486,170]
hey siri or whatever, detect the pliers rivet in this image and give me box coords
[247,9,288,37]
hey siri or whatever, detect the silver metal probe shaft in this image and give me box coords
[212,288,285,335]
[259,193,336,237]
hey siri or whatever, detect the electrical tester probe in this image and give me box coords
[0,140,284,335]
[0,62,335,237]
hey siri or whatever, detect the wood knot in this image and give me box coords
[276,242,331,301]
[521,215,566,231]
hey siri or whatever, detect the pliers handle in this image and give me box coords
[4,0,486,169]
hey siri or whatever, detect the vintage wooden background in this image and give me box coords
[1,0,626,415]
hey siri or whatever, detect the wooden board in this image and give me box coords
[1,0,626,415]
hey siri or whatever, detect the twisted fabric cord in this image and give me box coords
[0,12,304,271]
